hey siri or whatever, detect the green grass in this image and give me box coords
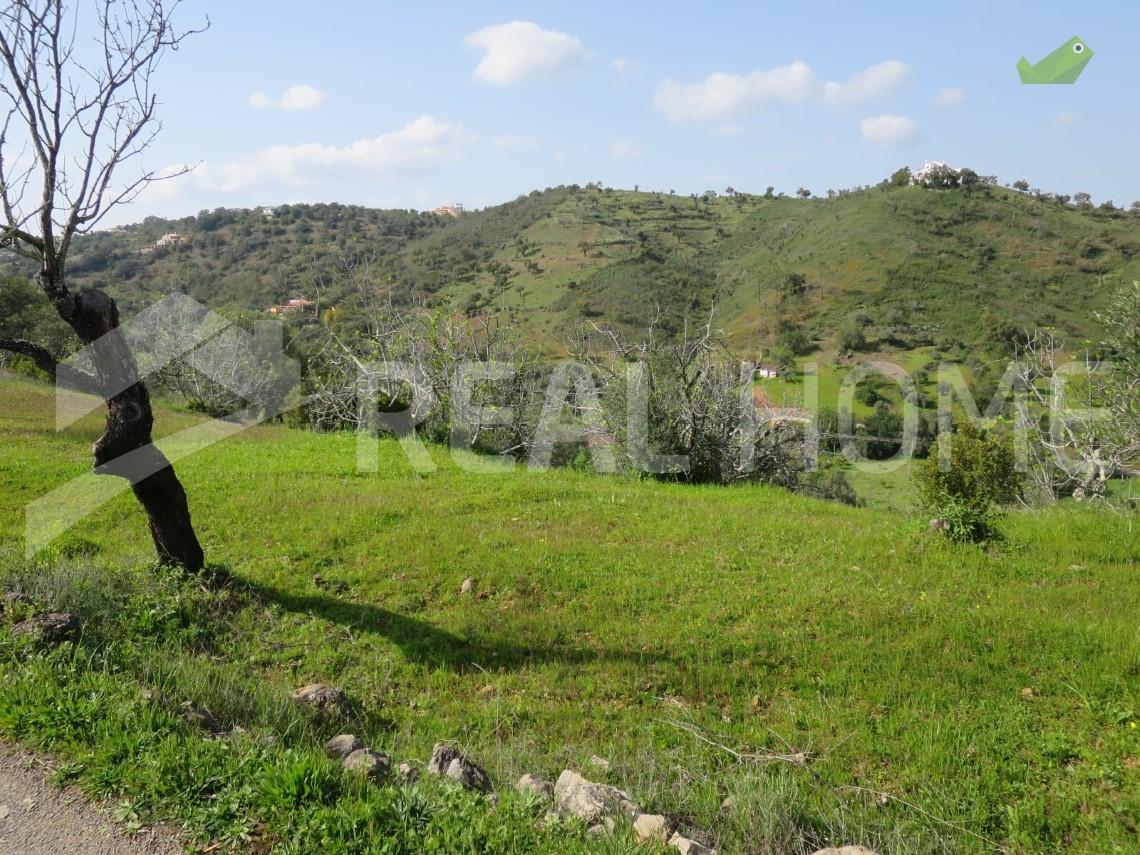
[1,375,1138,853]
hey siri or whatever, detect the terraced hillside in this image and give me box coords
[4,182,1138,356]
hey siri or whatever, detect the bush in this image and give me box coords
[838,325,866,353]
[915,423,1022,542]
[799,468,861,506]
[859,401,903,460]
[776,326,812,356]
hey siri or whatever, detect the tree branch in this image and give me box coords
[0,336,57,374]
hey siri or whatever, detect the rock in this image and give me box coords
[427,743,493,793]
[587,754,610,771]
[396,762,419,784]
[179,701,220,733]
[810,848,880,855]
[587,817,616,835]
[11,612,80,643]
[553,769,641,825]
[324,734,364,759]
[516,773,554,800]
[669,831,717,855]
[928,518,947,533]
[633,813,674,844]
[343,748,391,783]
[720,795,735,812]
[460,577,477,595]
[291,683,349,717]
[0,591,32,614]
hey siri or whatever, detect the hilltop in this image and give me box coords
[4,180,1139,356]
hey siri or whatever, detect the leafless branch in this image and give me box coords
[0,1,207,280]
[660,714,811,768]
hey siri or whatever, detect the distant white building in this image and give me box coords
[754,364,784,379]
[913,161,959,185]
[431,203,464,217]
[268,297,316,315]
[155,232,184,248]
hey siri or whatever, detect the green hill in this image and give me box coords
[5,182,1139,356]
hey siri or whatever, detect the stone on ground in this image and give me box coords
[323,734,364,759]
[553,769,641,825]
[290,683,349,717]
[669,831,717,854]
[12,612,80,643]
[427,743,493,793]
[516,773,554,800]
[343,748,391,783]
[633,812,674,843]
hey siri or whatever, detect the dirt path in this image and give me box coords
[0,744,183,854]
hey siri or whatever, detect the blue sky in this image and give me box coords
[120,0,1140,223]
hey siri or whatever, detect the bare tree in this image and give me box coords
[571,306,804,486]
[1012,327,1134,502]
[0,1,206,571]
[306,251,545,455]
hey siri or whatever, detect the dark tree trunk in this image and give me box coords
[44,274,205,573]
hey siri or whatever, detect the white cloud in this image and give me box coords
[188,116,475,193]
[653,61,817,121]
[1052,112,1078,128]
[608,139,644,159]
[492,134,541,149]
[932,87,967,108]
[247,84,328,111]
[654,59,909,121]
[860,115,920,146]
[464,21,586,86]
[821,60,911,109]
[278,85,328,111]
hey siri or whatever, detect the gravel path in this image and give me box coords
[0,744,184,854]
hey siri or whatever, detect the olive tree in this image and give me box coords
[0,1,206,571]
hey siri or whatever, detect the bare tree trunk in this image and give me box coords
[0,0,208,572]
[47,276,204,573]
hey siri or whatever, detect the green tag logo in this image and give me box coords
[1018,37,1093,84]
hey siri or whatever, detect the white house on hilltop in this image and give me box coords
[913,161,960,184]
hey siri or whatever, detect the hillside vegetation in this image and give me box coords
[4,182,1138,356]
[1,375,1137,854]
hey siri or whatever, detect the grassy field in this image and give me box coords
[0,375,1138,854]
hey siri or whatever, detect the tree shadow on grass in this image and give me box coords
[232,574,671,674]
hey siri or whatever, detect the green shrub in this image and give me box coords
[915,422,1022,542]
[838,325,866,353]
[859,401,903,460]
